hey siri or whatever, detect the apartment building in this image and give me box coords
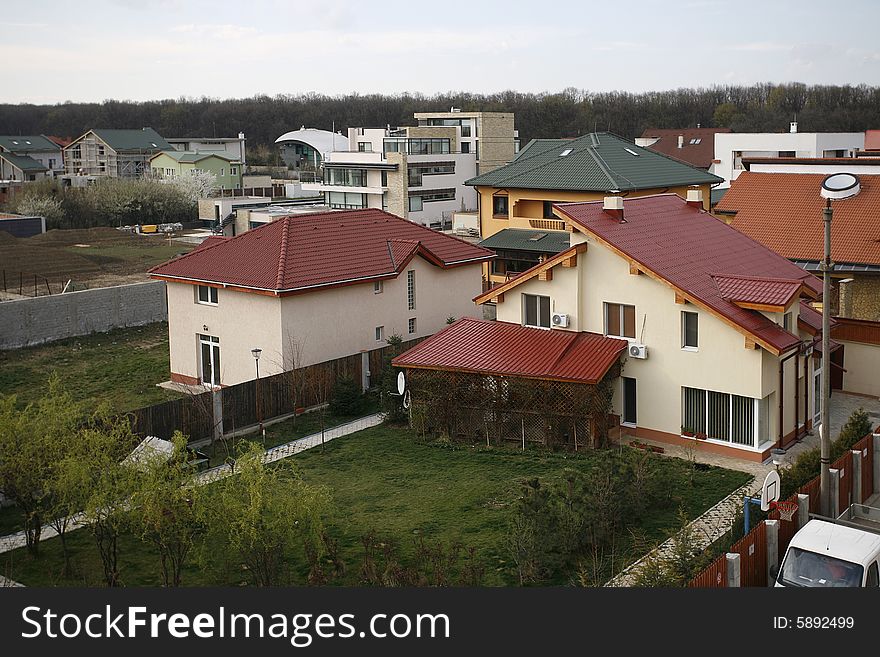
[413,108,518,174]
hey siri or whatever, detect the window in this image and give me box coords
[409,196,423,212]
[407,270,415,310]
[375,326,384,341]
[408,318,417,334]
[325,191,366,209]
[358,142,372,152]
[71,145,81,159]
[778,151,796,158]
[97,145,105,156]
[783,312,792,332]
[197,285,218,305]
[199,334,221,387]
[324,168,367,187]
[230,167,237,176]
[604,303,636,339]
[493,195,508,217]
[373,281,383,294]
[410,188,455,205]
[733,151,743,170]
[381,170,388,187]
[682,387,767,446]
[218,168,224,176]
[682,311,698,349]
[460,142,470,154]
[522,294,551,328]
[542,201,560,219]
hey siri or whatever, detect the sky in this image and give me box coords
[2,0,880,104]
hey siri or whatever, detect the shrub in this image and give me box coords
[328,378,364,417]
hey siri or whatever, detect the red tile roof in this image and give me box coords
[715,172,880,266]
[392,317,627,384]
[150,209,494,293]
[639,127,731,169]
[797,300,837,336]
[555,194,822,354]
[713,274,808,308]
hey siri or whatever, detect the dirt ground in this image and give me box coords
[0,227,194,297]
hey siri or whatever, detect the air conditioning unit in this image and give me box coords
[629,343,648,359]
[551,313,569,328]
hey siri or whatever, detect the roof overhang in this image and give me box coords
[474,243,586,305]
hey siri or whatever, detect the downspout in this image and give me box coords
[778,348,800,447]
[794,349,800,440]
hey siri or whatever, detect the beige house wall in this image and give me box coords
[840,275,880,322]
[839,340,880,398]
[280,258,483,369]
[166,257,484,385]
[492,230,815,458]
[476,113,516,173]
[384,152,408,219]
[166,282,283,386]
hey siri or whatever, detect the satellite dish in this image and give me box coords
[397,371,406,396]
[820,173,860,200]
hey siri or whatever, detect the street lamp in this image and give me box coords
[818,173,860,517]
[251,347,264,438]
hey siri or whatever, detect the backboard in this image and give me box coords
[760,470,781,512]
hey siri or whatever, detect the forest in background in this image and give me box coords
[1,83,879,165]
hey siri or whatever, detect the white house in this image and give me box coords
[167,133,247,164]
[712,125,864,187]
[397,192,829,462]
[149,208,494,387]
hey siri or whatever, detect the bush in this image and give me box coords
[328,378,364,417]
[780,407,873,498]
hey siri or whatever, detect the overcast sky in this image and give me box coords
[2,0,879,104]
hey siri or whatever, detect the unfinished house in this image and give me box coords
[63,128,173,178]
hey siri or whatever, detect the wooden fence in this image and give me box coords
[126,338,426,442]
[690,429,879,587]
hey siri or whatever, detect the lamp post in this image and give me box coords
[251,347,264,439]
[818,173,860,517]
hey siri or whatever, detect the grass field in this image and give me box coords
[0,322,179,412]
[2,425,751,587]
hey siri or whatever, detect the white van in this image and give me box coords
[774,518,880,587]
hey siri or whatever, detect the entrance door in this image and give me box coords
[622,377,637,426]
[200,334,221,387]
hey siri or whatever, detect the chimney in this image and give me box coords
[686,189,704,208]
[678,135,684,149]
[790,121,798,133]
[603,196,625,222]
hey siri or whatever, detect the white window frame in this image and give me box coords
[408,318,417,334]
[783,311,792,332]
[197,285,218,305]
[604,302,636,340]
[681,386,763,448]
[522,293,551,329]
[199,334,221,387]
[407,270,415,310]
[375,326,384,342]
[681,311,699,351]
[374,281,383,294]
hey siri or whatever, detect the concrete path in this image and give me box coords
[0,412,386,556]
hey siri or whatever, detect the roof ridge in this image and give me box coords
[712,273,806,284]
[275,219,291,290]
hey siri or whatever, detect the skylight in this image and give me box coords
[689,138,701,145]
[624,148,640,156]
[559,149,573,157]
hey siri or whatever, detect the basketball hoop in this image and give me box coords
[770,500,798,522]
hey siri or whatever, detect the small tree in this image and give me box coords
[163,170,218,203]
[199,442,330,586]
[10,194,64,225]
[131,431,203,587]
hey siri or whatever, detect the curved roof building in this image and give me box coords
[275,127,349,169]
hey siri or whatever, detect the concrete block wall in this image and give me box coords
[0,281,167,349]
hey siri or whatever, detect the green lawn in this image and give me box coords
[3,425,750,587]
[0,322,179,412]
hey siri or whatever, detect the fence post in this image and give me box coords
[852,450,863,505]
[765,519,779,585]
[212,388,224,443]
[797,493,810,528]
[725,553,741,588]
[873,433,880,495]
[360,351,370,392]
[829,468,840,517]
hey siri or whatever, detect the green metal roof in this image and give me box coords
[0,153,48,172]
[0,135,59,153]
[466,132,722,191]
[478,228,570,254]
[89,128,173,152]
[153,150,238,163]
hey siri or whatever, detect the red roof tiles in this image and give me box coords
[715,172,880,266]
[150,209,494,293]
[639,127,731,169]
[712,274,807,308]
[555,194,821,354]
[393,317,627,385]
